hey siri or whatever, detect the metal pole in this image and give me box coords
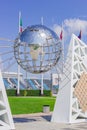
[26,70,28,89]
[41,16,44,25]
[41,73,44,95]
[17,64,20,95]
[62,23,64,73]
[41,16,44,95]
[17,11,22,96]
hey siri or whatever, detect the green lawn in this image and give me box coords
[8,96,56,115]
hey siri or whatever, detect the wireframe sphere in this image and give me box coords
[14,25,61,74]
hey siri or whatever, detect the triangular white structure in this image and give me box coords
[0,69,15,129]
[51,34,87,123]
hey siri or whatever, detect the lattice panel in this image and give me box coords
[74,72,87,112]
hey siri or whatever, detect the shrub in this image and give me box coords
[6,89,52,97]
[6,89,16,96]
[27,90,40,96]
[43,90,52,96]
[24,90,27,96]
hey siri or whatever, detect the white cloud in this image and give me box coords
[64,18,87,34]
[53,18,87,57]
[53,18,87,41]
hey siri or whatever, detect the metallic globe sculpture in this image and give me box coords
[14,25,61,74]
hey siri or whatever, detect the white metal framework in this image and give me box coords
[52,34,87,123]
[0,69,15,129]
[14,25,61,74]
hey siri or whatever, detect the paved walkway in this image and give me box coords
[13,112,87,130]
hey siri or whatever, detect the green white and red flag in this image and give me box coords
[19,12,22,33]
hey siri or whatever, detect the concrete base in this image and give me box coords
[43,105,50,113]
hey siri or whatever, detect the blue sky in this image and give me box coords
[0,0,87,40]
[0,0,87,76]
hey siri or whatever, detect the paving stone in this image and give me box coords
[14,113,87,130]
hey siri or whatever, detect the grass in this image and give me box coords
[8,96,56,115]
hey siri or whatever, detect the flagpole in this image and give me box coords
[17,65,20,95]
[17,11,22,96]
[41,17,43,25]
[61,23,64,73]
[41,16,44,95]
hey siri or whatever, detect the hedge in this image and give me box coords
[6,89,52,97]
[6,89,16,96]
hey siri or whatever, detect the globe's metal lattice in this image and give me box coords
[14,25,61,74]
